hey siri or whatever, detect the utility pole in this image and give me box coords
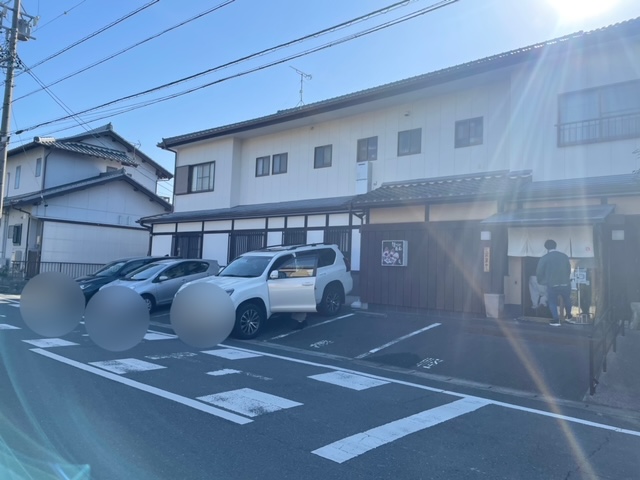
[0,0,37,218]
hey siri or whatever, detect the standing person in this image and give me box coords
[536,239,572,327]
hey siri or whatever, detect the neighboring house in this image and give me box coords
[2,123,172,274]
[141,18,640,317]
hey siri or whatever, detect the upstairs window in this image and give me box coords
[314,145,332,169]
[174,162,215,195]
[35,158,42,177]
[272,153,288,174]
[14,166,21,189]
[397,128,421,156]
[455,117,483,148]
[256,156,270,177]
[357,136,378,162]
[558,80,640,146]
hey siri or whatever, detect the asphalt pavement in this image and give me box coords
[2,296,640,479]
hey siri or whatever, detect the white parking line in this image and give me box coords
[313,397,490,463]
[270,313,355,340]
[309,371,389,391]
[197,388,302,418]
[221,344,640,438]
[30,348,252,425]
[0,323,20,329]
[23,338,79,348]
[355,323,441,359]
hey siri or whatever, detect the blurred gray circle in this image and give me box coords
[170,282,235,349]
[85,286,149,352]
[20,272,85,337]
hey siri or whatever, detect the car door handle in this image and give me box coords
[302,282,313,286]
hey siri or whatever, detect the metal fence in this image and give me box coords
[588,307,625,395]
[558,112,640,146]
[1,261,105,281]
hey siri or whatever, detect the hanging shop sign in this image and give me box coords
[381,240,408,267]
[483,247,491,272]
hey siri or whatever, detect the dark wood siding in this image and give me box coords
[360,222,495,314]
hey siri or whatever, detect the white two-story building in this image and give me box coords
[142,18,640,318]
[2,123,172,276]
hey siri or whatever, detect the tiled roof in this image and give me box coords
[7,169,171,210]
[517,173,640,200]
[140,195,354,224]
[159,17,640,148]
[35,138,138,165]
[352,171,533,207]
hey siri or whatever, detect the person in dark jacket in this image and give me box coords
[536,239,572,326]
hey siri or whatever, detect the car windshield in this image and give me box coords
[219,255,272,278]
[123,263,167,281]
[91,261,127,277]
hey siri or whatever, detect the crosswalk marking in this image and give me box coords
[309,371,389,391]
[313,397,490,463]
[207,369,241,376]
[197,388,302,417]
[89,358,166,374]
[23,338,78,348]
[202,348,262,360]
[0,323,20,330]
[144,332,178,341]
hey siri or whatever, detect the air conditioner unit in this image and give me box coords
[356,161,372,194]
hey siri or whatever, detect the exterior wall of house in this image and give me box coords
[4,147,46,197]
[1,208,30,265]
[172,138,237,212]
[508,42,640,180]
[31,180,166,225]
[40,221,149,263]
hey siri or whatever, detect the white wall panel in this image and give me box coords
[151,235,172,256]
[351,228,361,271]
[329,213,350,226]
[267,231,282,247]
[307,230,324,244]
[307,215,326,227]
[234,218,266,230]
[204,220,232,231]
[41,222,148,263]
[202,233,229,266]
[177,222,202,232]
[153,223,175,233]
[268,217,285,229]
[287,216,305,228]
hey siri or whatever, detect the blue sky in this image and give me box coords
[8,0,640,197]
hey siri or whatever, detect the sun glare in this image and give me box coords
[547,0,618,22]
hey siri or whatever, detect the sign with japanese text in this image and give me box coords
[381,240,408,267]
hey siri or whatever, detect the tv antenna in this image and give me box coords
[290,66,312,107]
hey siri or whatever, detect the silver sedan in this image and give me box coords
[100,259,219,311]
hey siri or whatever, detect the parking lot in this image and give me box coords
[149,304,593,402]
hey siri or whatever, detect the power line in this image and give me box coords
[14,0,459,134]
[6,0,159,86]
[32,0,88,32]
[13,0,236,103]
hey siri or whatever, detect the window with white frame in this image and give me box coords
[256,156,270,177]
[272,153,288,174]
[314,145,332,168]
[14,166,21,189]
[357,136,378,161]
[455,117,483,148]
[397,128,422,156]
[558,80,640,146]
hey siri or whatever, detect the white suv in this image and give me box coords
[179,244,353,339]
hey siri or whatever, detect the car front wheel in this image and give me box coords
[233,303,265,339]
[318,284,343,316]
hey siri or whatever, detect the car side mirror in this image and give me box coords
[158,275,169,282]
[269,270,280,280]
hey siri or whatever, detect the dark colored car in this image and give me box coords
[75,256,176,301]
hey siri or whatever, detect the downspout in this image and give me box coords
[137,219,153,256]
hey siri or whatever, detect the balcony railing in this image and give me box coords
[558,111,640,146]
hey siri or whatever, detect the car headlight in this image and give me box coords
[225,289,234,296]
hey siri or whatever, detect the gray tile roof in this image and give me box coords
[140,195,355,224]
[159,17,640,148]
[481,204,615,227]
[517,173,640,200]
[7,169,171,210]
[352,170,533,207]
[35,138,138,165]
